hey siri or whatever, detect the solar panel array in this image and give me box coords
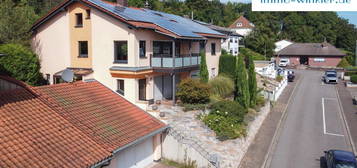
[87,0,223,38]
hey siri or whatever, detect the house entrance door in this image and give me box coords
[300,56,308,65]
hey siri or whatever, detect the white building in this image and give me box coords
[274,40,294,53]
[196,21,243,56]
[228,16,255,37]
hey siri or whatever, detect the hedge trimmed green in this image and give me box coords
[351,75,357,84]
[218,54,236,80]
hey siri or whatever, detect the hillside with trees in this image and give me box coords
[0,0,356,84]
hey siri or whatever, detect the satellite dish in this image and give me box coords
[61,69,74,83]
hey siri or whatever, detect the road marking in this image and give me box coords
[322,98,326,134]
[322,97,345,137]
[261,75,303,168]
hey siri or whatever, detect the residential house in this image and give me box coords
[31,0,225,109]
[0,75,167,168]
[195,20,243,56]
[274,39,294,53]
[228,16,255,37]
[275,42,346,67]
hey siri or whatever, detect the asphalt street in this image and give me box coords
[268,70,352,168]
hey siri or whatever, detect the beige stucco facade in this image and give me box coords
[32,3,222,109]
[31,11,71,84]
[205,38,221,79]
[69,2,93,68]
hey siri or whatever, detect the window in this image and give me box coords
[237,22,243,27]
[78,41,88,57]
[75,13,83,27]
[230,38,233,43]
[114,41,128,63]
[211,43,216,56]
[153,41,172,57]
[117,79,124,95]
[139,41,146,58]
[230,50,233,54]
[139,79,146,101]
[314,58,325,62]
[85,9,91,19]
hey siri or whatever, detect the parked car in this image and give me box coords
[323,70,338,84]
[288,70,295,82]
[279,59,289,67]
[322,150,357,168]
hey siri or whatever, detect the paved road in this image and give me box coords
[268,70,352,168]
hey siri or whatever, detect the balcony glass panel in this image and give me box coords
[163,58,173,68]
[192,56,198,65]
[183,57,191,66]
[152,57,162,67]
[175,58,183,67]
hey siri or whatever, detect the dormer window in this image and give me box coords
[75,13,83,27]
[237,22,243,27]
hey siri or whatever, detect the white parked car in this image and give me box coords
[279,59,289,67]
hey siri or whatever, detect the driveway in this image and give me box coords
[267,70,353,168]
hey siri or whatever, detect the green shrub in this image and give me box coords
[162,158,197,168]
[208,75,234,98]
[256,95,266,108]
[351,75,357,84]
[276,75,283,82]
[344,71,357,76]
[177,78,210,104]
[199,51,209,83]
[218,54,236,80]
[337,58,351,68]
[240,48,266,61]
[182,104,207,112]
[210,100,247,123]
[203,114,246,141]
[0,43,46,86]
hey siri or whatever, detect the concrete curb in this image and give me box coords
[335,86,357,154]
[261,75,303,168]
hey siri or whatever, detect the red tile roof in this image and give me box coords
[33,81,166,152]
[0,88,110,168]
[0,77,167,168]
[229,16,255,29]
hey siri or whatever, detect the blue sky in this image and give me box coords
[220,0,357,26]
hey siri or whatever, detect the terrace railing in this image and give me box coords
[151,53,200,68]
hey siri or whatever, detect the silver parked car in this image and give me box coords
[323,70,338,84]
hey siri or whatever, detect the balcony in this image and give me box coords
[151,53,201,68]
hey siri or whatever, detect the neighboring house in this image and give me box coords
[275,42,346,67]
[0,75,167,168]
[30,0,225,109]
[274,39,294,53]
[228,16,255,37]
[195,20,243,56]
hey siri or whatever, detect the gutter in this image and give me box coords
[90,156,113,168]
[112,125,169,154]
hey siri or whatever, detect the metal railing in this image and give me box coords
[168,125,220,168]
[151,53,200,68]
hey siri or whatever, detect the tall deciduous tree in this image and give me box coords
[235,55,250,108]
[247,55,257,107]
[199,51,209,83]
[0,0,38,45]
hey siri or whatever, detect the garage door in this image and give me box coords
[110,138,154,168]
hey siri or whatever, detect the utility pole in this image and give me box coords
[355,40,357,66]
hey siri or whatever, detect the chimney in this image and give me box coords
[116,0,128,6]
